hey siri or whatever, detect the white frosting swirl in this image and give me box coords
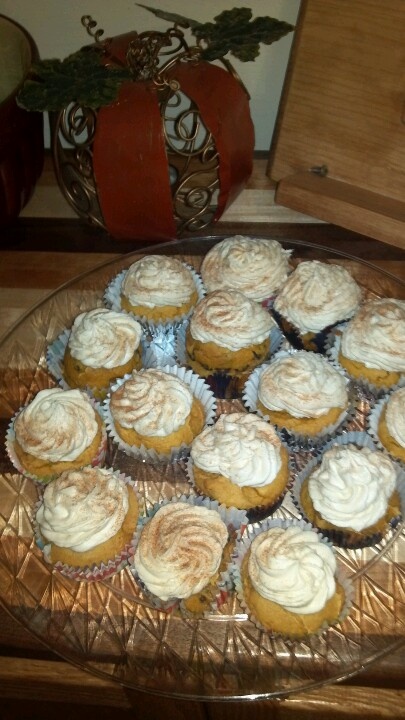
[68,308,142,369]
[36,466,129,552]
[248,526,336,614]
[385,388,405,448]
[122,255,196,308]
[200,235,292,301]
[134,502,228,600]
[191,412,282,488]
[274,260,362,333]
[340,298,405,372]
[189,289,275,350]
[308,443,398,531]
[258,351,348,418]
[14,388,99,461]
[110,369,193,437]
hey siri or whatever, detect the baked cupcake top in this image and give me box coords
[340,298,405,372]
[36,466,129,553]
[200,235,292,301]
[110,368,194,437]
[67,308,142,369]
[273,260,362,334]
[258,351,348,418]
[133,502,228,601]
[121,255,197,309]
[190,412,283,488]
[189,289,275,350]
[14,388,99,462]
[307,443,398,531]
[248,525,336,614]
[384,387,405,448]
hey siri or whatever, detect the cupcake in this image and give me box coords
[297,439,402,548]
[108,254,201,325]
[188,412,290,517]
[132,500,231,614]
[182,289,277,396]
[57,308,143,399]
[368,387,405,464]
[246,351,352,441]
[35,465,139,580]
[105,366,214,461]
[7,388,106,482]
[272,260,362,351]
[200,235,292,304]
[234,521,349,638]
[335,298,405,391]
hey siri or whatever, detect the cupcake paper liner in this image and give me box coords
[103,263,205,333]
[129,493,248,615]
[185,448,291,524]
[367,392,405,469]
[230,517,354,640]
[242,352,358,451]
[327,328,405,398]
[34,470,140,582]
[101,364,217,465]
[270,308,341,354]
[290,430,405,549]
[5,400,107,485]
[46,326,151,399]
[176,322,284,400]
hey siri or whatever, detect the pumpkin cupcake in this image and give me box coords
[105,254,202,326]
[200,235,292,304]
[53,308,144,399]
[244,351,352,444]
[7,387,106,483]
[35,465,139,580]
[335,298,405,392]
[272,260,362,351]
[368,387,405,464]
[295,436,403,548]
[232,520,351,638]
[104,366,215,462]
[188,412,290,518]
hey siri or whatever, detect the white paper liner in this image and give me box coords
[327,327,405,398]
[128,493,248,615]
[242,350,358,450]
[290,430,405,548]
[103,263,205,332]
[46,325,150,398]
[185,441,291,523]
[367,391,405,469]
[33,470,140,582]
[5,400,107,485]
[230,517,354,639]
[101,364,217,465]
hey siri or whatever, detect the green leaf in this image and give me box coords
[17,48,132,111]
[136,4,202,30]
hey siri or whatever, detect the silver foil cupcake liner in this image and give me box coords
[242,351,358,451]
[5,400,107,485]
[176,322,284,400]
[230,517,354,640]
[33,470,140,582]
[101,364,217,465]
[129,493,248,615]
[103,263,205,333]
[290,430,405,549]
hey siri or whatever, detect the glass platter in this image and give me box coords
[0,236,404,701]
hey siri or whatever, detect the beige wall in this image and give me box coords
[1,0,300,150]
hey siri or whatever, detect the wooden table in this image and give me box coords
[0,218,404,720]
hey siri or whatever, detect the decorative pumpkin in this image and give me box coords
[18,8,294,242]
